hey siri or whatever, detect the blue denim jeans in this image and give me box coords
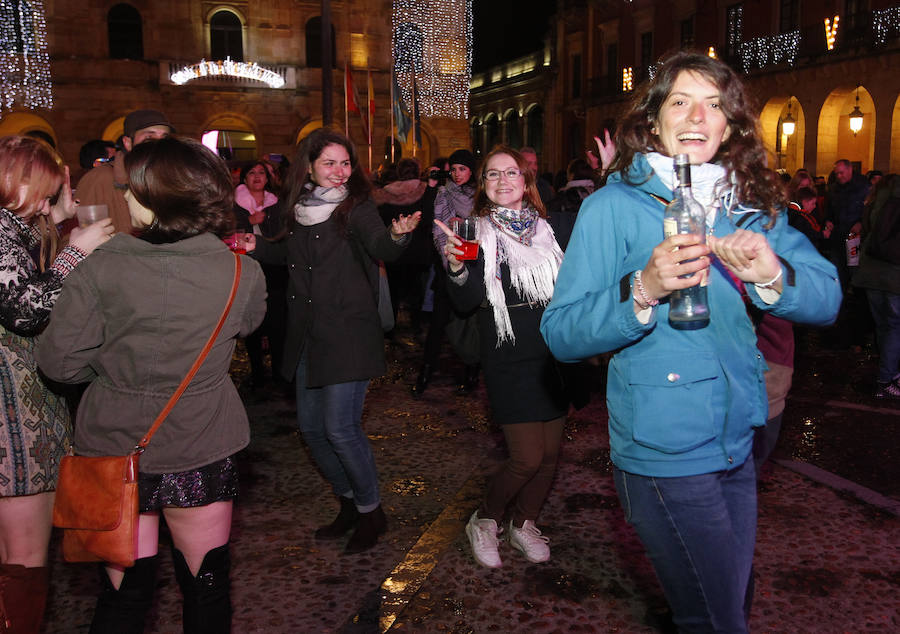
[614,458,757,634]
[295,356,379,510]
[866,289,900,383]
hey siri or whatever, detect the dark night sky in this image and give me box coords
[472,1,557,72]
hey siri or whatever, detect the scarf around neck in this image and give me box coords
[489,205,539,245]
[477,214,563,346]
[294,184,348,226]
[235,184,278,214]
[645,152,730,227]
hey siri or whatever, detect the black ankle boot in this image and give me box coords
[90,556,159,634]
[457,364,480,394]
[344,505,387,554]
[411,364,433,396]
[172,544,231,634]
[315,495,359,540]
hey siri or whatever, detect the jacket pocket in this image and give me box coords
[629,354,721,454]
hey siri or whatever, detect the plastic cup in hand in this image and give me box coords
[224,232,247,254]
[451,217,479,261]
[75,204,109,227]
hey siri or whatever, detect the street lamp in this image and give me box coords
[848,85,863,135]
[782,100,796,137]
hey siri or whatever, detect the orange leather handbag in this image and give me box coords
[53,254,241,568]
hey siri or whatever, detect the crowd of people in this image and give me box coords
[1,47,897,633]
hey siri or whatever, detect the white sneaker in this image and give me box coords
[465,511,502,568]
[508,520,550,563]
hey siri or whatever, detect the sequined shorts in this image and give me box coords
[138,455,238,512]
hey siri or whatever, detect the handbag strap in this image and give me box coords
[135,253,242,452]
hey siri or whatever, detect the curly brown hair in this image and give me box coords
[610,50,786,219]
[125,136,236,242]
[471,146,546,218]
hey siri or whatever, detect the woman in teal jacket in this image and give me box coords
[540,51,841,632]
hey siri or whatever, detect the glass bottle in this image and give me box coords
[663,154,710,330]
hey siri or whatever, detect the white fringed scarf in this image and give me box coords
[477,209,563,346]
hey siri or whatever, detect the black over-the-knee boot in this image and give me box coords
[89,555,159,634]
[172,544,231,634]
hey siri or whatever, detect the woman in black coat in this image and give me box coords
[248,129,420,553]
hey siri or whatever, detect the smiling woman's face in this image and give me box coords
[655,70,731,165]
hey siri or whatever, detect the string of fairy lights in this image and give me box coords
[873,6,900,45]
[0,0,53,112]
[739,31,801,72]
[392,0,472,120]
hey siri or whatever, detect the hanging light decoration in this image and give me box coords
[848,85,863,135]
[622,67,633,92]
[824,16,839,50]
[707,46,717,58]
[873,7,900,45]
[170,58,285,88]
[782,99,796,137]
[0,0,53,112]
[392,0,472,120]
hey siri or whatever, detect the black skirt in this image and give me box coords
[138,455,238,512]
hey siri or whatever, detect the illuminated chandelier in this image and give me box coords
[392,0,472,119]
[0,0,53,112]
[170,58,285,88]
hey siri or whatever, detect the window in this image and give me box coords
[606,43,618,92]
[470,118,483,156]
[503,110,521,148]
[571,54,582,99]
[306,16,336,68]
[639,32,653,80]
[108,4,143,59]
[726,3,743,61]
[210,10,243,61]
[779,0,799,33]
[526,106,543,154]
[484,114,499,149]
[681,16,695,49]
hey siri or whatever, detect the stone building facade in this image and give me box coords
[0,0,469,179]
[470,0,900,178]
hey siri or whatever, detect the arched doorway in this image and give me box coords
[817,85,875,175]
[201,114,258,162]
[759,96,806,174]
[0,112,57,147]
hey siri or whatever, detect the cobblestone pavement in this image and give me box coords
[42,321,899,633]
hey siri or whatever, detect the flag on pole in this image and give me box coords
[367,70,375,148]
[392,70,412,144]
[412,79,421,149]
[344,63,369,139]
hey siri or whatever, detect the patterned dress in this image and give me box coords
[0,208,83,497]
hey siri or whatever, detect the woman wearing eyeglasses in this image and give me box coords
[435,146,567,569]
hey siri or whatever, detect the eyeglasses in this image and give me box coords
[483,168,524,181]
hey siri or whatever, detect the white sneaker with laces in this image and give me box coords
[508,520,550,563]
[465,511,502,568]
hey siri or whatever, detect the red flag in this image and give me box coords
[344,63,360,114]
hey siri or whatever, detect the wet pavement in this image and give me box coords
[42,317,899,633]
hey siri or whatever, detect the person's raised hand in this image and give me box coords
[390,211,422,238]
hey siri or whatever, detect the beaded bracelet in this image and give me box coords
[633,270,659,308]
[754,268,783,290]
